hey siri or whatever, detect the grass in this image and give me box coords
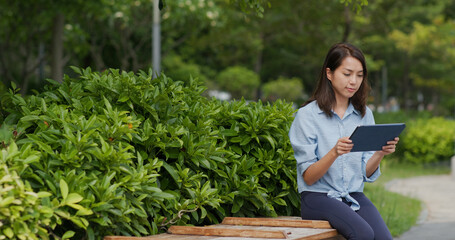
[365,157,450,237]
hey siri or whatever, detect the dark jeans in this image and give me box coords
[300,191,392,240]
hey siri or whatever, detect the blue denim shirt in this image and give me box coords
[289,101,380,211]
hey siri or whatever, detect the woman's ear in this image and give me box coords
[326,68,333,81]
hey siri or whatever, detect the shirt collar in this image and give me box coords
[316,101,360,117]
[346,102,360,116]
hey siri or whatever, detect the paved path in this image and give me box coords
[385,175,455,240]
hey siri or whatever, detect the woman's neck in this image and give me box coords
[333,99,349,119]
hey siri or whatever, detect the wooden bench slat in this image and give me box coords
[294,230,339,240]
[221,217,333,229]
[104,237,161,240]
[168,225,289,239]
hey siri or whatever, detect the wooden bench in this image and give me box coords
[104,217,344,240]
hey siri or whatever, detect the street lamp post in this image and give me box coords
[152,0,161,79]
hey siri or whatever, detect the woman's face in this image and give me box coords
[326,56,364,103]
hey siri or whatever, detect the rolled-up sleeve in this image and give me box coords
[289,109,318,184]
[362,151,381,182]
[362,109,380,182]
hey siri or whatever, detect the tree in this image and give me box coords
[0,0,103,92]
[389,18,455,114]
[352,0,455,114]
[216,66,260,100]
[262,77,304,103]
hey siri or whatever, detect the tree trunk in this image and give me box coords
[51,13,64,82]
[90,37,106,71]
[342,6,351,42]
[255,33,264,101]
[431,89,439,115]
[402,55,411,111]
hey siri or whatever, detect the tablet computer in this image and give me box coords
[349,123,406,152]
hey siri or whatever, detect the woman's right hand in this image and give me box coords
[334,137,353,156]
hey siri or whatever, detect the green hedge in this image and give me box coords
[375,111,455,165]
[0,68,298,239]
[399,117,455,164]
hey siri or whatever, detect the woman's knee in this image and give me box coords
[343,224,374,240]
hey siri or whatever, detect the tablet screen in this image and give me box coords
[349,123,406,152]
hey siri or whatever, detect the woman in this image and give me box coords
[289,43,397,240]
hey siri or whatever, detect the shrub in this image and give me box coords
[373,110,432,124]
[216,66,260,100]
[162,54,207,85]
[262,77,303,103]
[0,67,298,239]
[0,142,57,240]
[399,117,455,164]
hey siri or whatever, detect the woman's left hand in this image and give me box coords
[379,137,399,155]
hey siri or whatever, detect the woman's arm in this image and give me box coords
[366,137,399,177]
[303,137,353,185]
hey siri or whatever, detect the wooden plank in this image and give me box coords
[294,229,339,240]
[104,237,161,240]
[221,217,333,229]
[168,226,289,239]
[208,225,340,240]
[104,234,217,240]
[105,228,341,240]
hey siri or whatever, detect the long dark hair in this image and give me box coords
[304,43,370,117]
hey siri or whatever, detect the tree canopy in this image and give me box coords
[1,0,454,116]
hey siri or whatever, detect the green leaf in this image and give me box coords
[240,136,252,146]
[87,227,95,240]
[162,161,179,184]
[0,196,15,207]
[70,216,89,229]
[273,198,287,206]
[261,134,276,149]
[200,206,207,219]
[37,191,52,198]
[231,200,241,213]
[39,206,54,215]
[200,158,211,168]
[60,179,69,199]
[221,129,238,137]
[19,115,41,122]
[151,191,175,200]
[230,145,243,154]
[46,180,57,194]
[118,94,130,102]
[23,154,40,164]
[55,210,71,219]
[209,156,225,163]
[67,203,84,210]
[62,230,75,240]
[3,227,14,238]
[76,208,94,216]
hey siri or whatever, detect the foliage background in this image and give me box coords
[1,0,455,116]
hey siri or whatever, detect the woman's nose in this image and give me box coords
[349,76,357,84]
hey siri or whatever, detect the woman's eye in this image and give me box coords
[343,73,350,76]
[358,75,364,78]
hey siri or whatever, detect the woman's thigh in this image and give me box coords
[300,191,374,240]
